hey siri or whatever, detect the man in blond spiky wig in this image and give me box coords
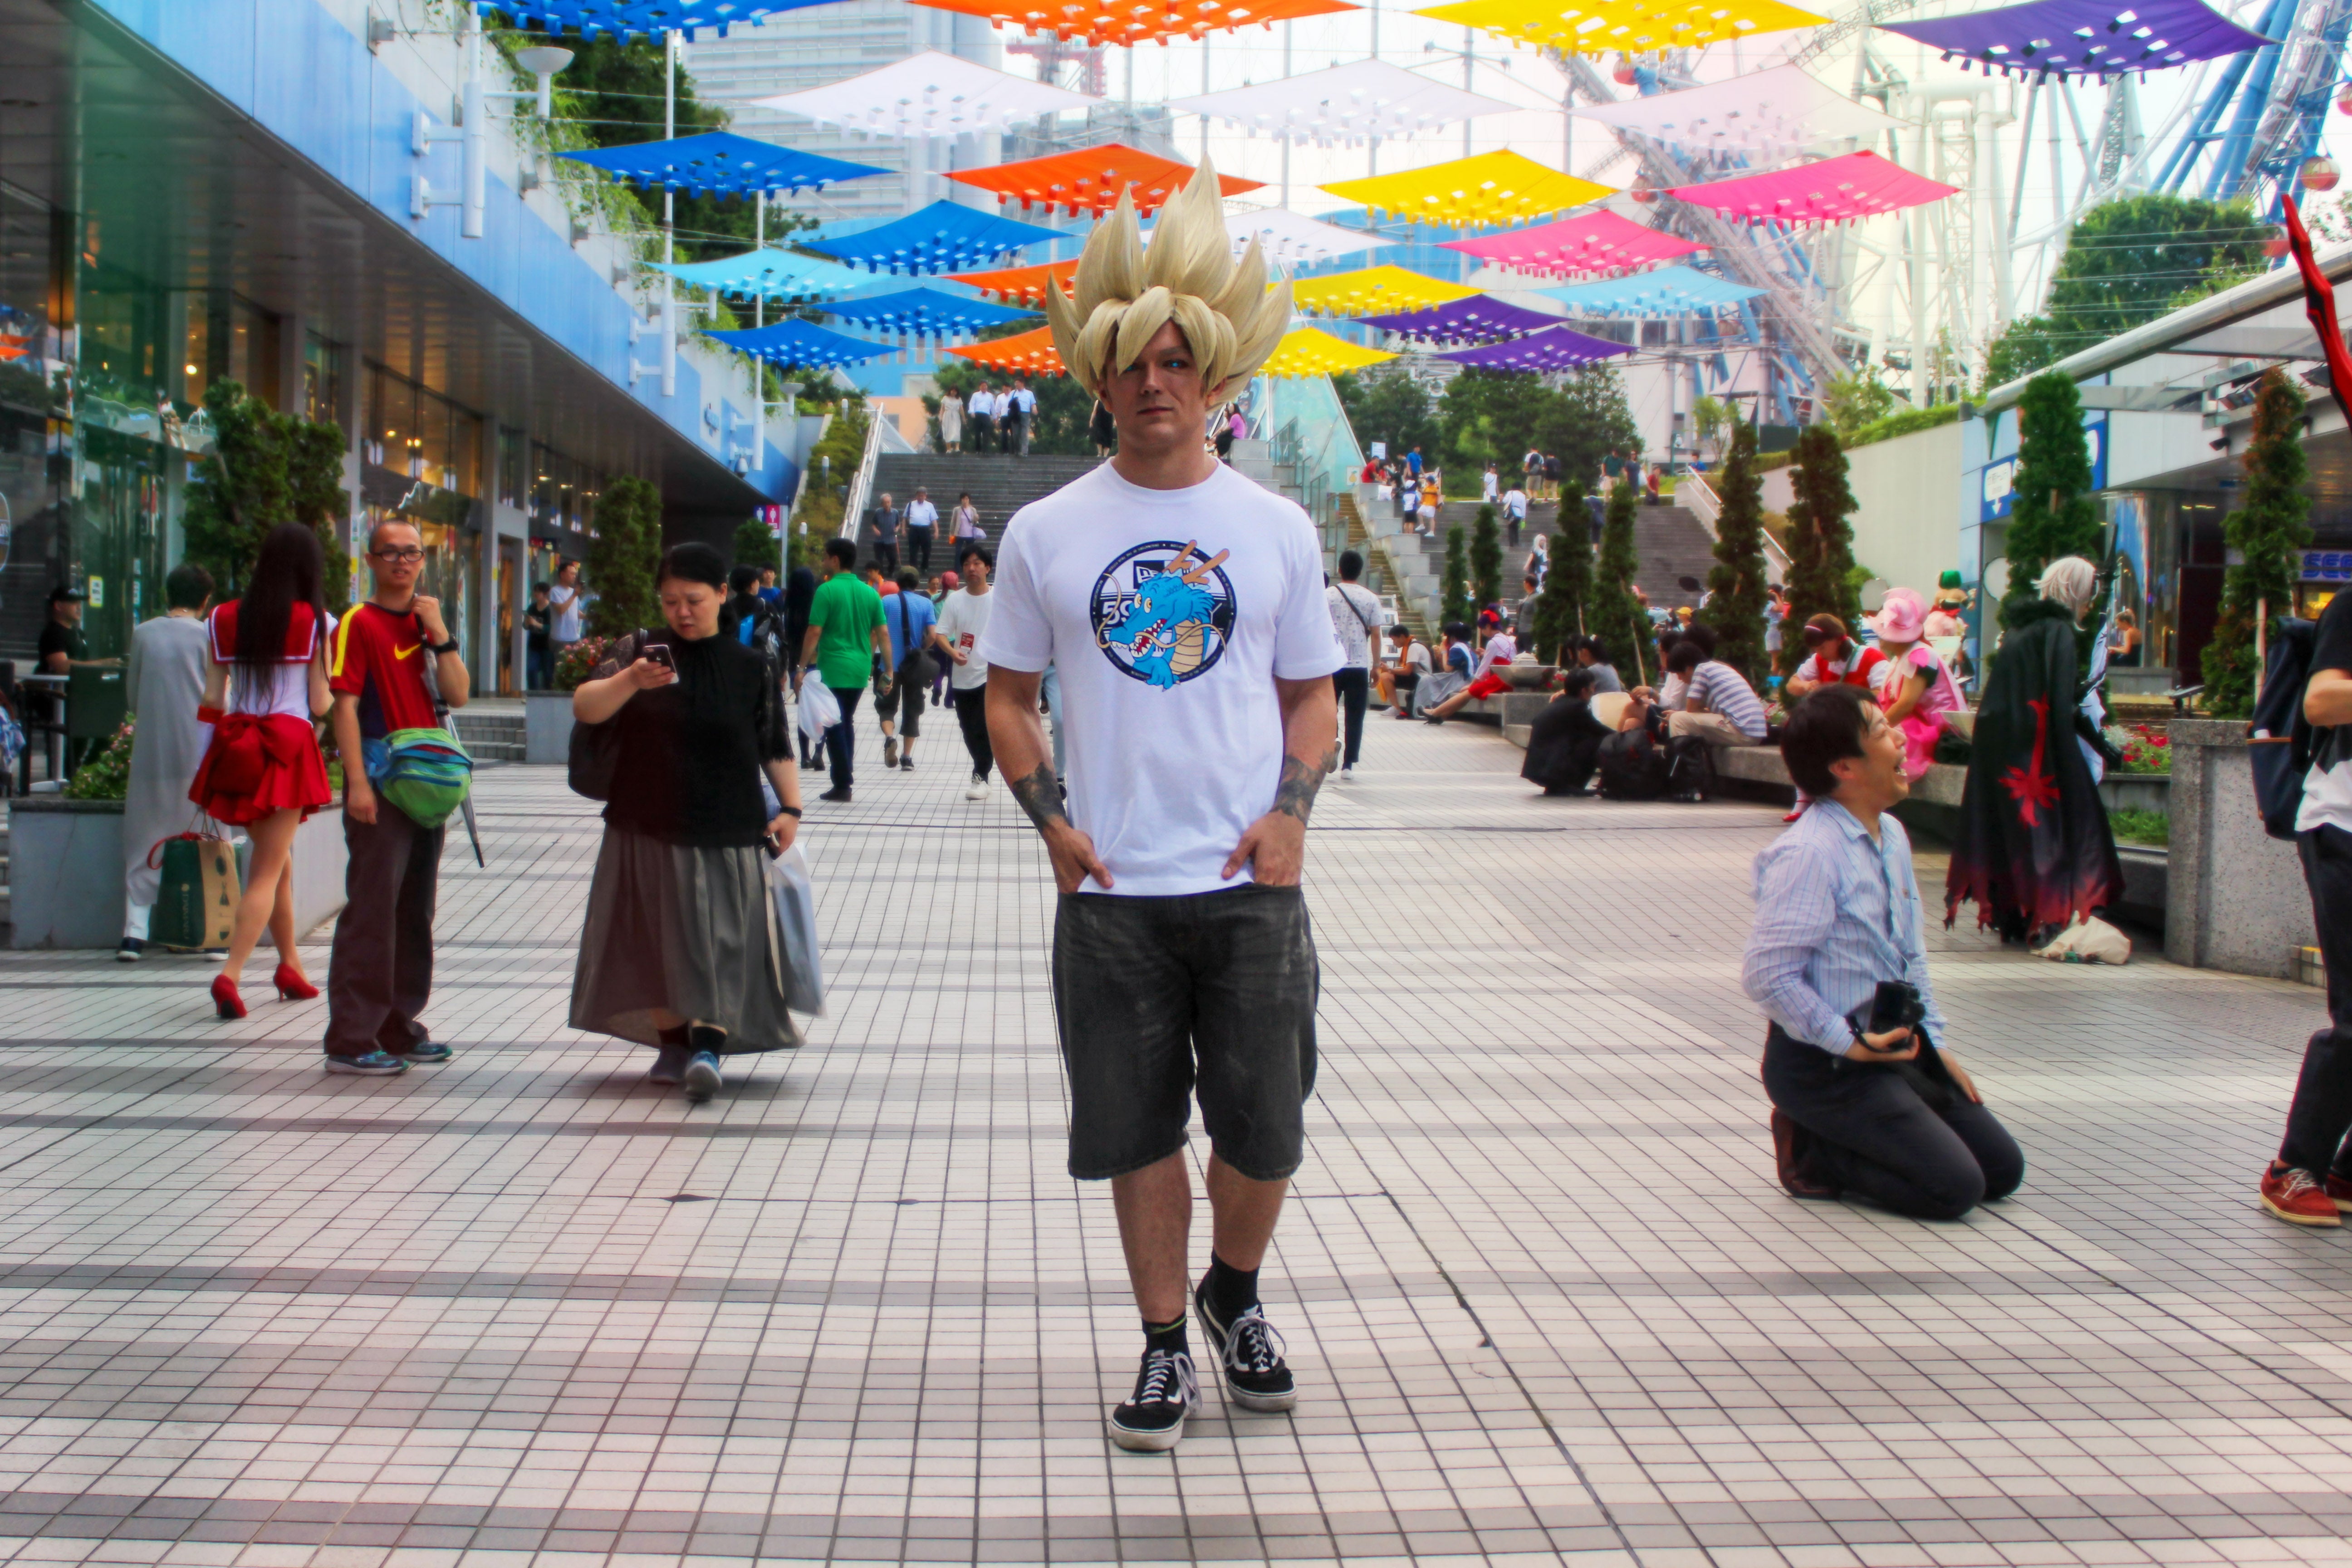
[979,158,1342,1454]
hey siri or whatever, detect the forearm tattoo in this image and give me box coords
[1273,746,1337,823]
[1007,763,1068,834]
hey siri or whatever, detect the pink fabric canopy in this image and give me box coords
[1668,150,1958,225]
[1439,210,1700,278]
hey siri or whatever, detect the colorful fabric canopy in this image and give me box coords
[1261,329,1397,378]
[1442,209,1700,276]
[949,326,1065,376]
[753,51,1099,138]
[818,288,1038,337]
[702,318,885,369]
[945,260,1080,303]
[1356,295,1560,344]
[908,0,1357,47]
[1877,0,2273,78]
[1223,208,1397,264]
[1539,266,1763,314]
[799,201,1068,274]
[1438,324,1634,370]
[1412,0,1827,54]
[948,145,1262,217]
[558,132,882,199]
[478,0,833,41]
[1289,265,1480,315]
[1321,151,1613,228]
[652,248,875,300]
[1568,66,1903,163]
[1669,150,1958,225]
[1171,60,1514,148]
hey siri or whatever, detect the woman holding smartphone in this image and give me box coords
[568,542,802,1101]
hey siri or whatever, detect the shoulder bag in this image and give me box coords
[568,628,648,801]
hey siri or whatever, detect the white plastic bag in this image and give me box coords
[2036,914,2132,965]
[797,679,839,748]
[767,843,825,1015]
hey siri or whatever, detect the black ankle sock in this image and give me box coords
[1143,1316,1188,1358]
[657,1024,690,1047]
[1204,1254,1259,1323]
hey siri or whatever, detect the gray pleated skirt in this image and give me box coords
[569,825,802,1054]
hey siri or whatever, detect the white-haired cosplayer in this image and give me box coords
[1040,157,1291,403]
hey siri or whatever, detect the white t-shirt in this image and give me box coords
[934,588,995,692]
[979,461,1344,896]
[1327,583,1382,670]
[1475,631,1517,680]
[549,583,584,642]
[1481,471,1499,502]
[905,499,938,530]
[1503,489,1528,520]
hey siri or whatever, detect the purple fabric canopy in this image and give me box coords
[1355,295,1560,345]
[1877,0,2272,78]
[1437,325,1633,371]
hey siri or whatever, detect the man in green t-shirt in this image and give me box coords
[798,537,890,802]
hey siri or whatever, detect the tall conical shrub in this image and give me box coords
[1531,477,1592,663]
[2003,372,2101,623]
[585,475,663,637]
[2203,368,2312,716]
[1470,504,1503,610]
[1441,524,1472,628]
[1700,424,1770,685]
[1591,480,1650,683]
[1784,424,1860,635]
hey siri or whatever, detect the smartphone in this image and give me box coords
[640,642,676,671]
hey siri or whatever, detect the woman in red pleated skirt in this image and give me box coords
[189,523,334,1019]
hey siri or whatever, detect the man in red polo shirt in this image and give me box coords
[323,519,470,1074]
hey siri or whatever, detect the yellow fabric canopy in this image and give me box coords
[1260,328,1398,378]
[1319,150,1613,227]
[1287,265,1480,316]
[1413,0,1827,55]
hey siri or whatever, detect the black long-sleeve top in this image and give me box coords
[594,629,789,848]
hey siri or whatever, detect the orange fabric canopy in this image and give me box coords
[945,260,1080,304]
[910,0,1355,48]
[949,145,1264,217]
[949,325,1067,376]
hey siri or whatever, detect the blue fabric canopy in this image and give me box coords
[1437,325,1634,371]
[1354,295,1559,345]
[1538,267,1765,316]
[479,1,843,40]
[560,132,882,199]
[702,318,883,369]
[819,288,1039,337]
[652,248,873,300]
[799,202,1069,275]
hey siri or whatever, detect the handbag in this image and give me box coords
[766,843,825,1016]
[567,629,647,801]
[148,825,240,952]
[363,727,473,829]
[891,594,934,691]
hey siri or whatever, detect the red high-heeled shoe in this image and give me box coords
[210,974,247,1020]
[274,964,319,1002]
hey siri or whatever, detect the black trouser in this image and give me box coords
[1761,1023,2024,1220]
[907,527,933,572]
[325,801,443,1058]
[2278,825,2352,1172]
[971,415,994,451]
[1332,667,1369,769]
[824,685,864,789]
[870,540,898,575]
[952,684,993,780]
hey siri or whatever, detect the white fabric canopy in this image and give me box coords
[1221,208,1397,265]
[1568,66,1902,163]
[1171,60,1515,148]
[754,51,1100,139]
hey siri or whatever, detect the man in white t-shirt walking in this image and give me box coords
[932,540,998,799]
[1326,549,1382,780]
[985,161,1333,1454]
[548,559,584,651]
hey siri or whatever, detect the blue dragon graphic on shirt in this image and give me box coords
[1090,540,1236,689]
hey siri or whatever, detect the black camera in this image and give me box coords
[1866,980,1927,1039]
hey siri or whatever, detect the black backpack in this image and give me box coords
[2253,617,2319,841]
[1596,727,1672,800]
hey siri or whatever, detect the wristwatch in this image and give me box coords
[430,637,459,655]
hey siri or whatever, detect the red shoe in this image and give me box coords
[274,963,319,1001]
[2261,1165,2341,1227]
[2324,1172,2352,1213]
[1770,1109,1839,1200]
[209,974,247,1021]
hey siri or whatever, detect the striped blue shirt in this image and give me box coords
[1741,800,1948,1054]
[1685,660,1768,739]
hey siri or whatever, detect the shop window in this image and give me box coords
[228,298,279,408]
[304,334,345,431]
[498,426,525,509]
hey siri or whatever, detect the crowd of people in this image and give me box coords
[934,378,1038,455]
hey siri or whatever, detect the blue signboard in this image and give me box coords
[2304,550,2352,582]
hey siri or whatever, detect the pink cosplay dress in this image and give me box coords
[1878,643,1965,779]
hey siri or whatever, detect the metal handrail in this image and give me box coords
[837,406,886,542]
[1679,470,1793,581]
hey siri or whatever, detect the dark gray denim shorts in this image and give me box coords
[1050,882,1320,1182]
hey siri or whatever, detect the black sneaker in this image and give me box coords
[818,786,852,802]
[116,938,145,963]
[1108,1347,1198,1453]
[1194,1282,1298,1412]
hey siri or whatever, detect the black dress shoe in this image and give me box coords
[1770,1108,1838,1199]
[819,786,852,802]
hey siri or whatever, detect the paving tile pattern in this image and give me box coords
[0,710,2346,1568]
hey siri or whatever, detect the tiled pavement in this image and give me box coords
[2,707,2349,1568]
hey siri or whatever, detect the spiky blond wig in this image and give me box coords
[1040,157,1292,404]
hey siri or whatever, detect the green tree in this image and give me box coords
[1591,480,1650,683]
[1822,368,1898,440]
[1690,395,1730,460]
[1441,524,1472,628]
[1333,367,1439,465]
[1469,504,1503,610]
[181,378,352,608]
[1982,195,2264,387]
[2202,368,2313,716]
[1537,364,1642,490]
[1531,477,1592,663]
[1784,425,1860,636]
[1700,424,1770,684]
[731,514,779,574]
[585,475,662,637]
[2003,372,2102,624]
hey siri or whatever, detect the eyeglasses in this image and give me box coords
[372,547,426,563]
